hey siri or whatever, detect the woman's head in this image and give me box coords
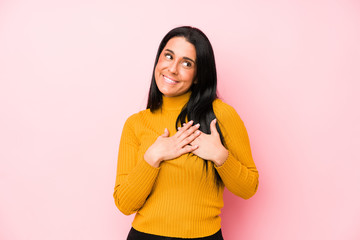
[154,36,197,98]
[147,26,218,110]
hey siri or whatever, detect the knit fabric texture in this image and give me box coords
[113,92,259,238]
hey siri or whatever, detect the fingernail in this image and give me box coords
[177,127,181,130]
[196,130,200,134]
[195,123,200,128]
[189,120,194,124]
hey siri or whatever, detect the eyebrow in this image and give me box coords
[164,49,196,64]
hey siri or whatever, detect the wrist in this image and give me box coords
[144,151,162,168]
[214,148,228,167]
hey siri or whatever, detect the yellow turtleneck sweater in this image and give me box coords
[113,92,259,238]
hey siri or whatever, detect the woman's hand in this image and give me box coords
[190,119,229,167]
[144,120,201,168]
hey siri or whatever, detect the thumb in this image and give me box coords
[210,119,219,136]
[161,128,170,137]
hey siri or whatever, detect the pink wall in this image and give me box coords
[1,0,359,239]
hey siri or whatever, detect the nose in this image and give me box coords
[168,61,178,74]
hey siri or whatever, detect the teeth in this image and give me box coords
[163,75,177,84]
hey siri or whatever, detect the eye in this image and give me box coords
[164,53,172,60]
[182,61,192,68]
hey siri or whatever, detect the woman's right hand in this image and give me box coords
[144,120,201,167]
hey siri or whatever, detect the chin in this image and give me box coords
[159,88,174,97]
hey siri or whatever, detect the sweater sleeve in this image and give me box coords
[214,101,259,199]
[113,114,160,215]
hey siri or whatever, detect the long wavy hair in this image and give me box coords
[147,26,225,188]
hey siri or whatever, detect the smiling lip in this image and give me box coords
[163,75,178,85]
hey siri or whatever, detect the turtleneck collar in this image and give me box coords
[161,91,191,111]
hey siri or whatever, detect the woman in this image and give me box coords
[114,26,259,240]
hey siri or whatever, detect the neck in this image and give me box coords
[162,91,191,111]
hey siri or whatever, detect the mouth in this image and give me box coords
[163,75,178,85]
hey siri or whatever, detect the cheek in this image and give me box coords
[154,62,165,81]
[154,62,160,74]
[184,71,196,83]
[156,58,167,70]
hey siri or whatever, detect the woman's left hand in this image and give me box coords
[189,119,229,167]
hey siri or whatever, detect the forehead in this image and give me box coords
[163,37,196,60]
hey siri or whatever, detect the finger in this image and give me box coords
[189,135,200,146]
[180,130,201,146]
[210,119,219,136]
[178,123,200,141]
[161,128,169,137]
[175,120,193,136]
[179,144,199,155]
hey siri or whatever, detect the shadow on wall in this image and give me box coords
[221,186,262,239]
[221,190,247,237]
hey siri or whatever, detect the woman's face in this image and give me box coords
[155,37,197,97]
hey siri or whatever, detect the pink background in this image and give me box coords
[1,0,359,239]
